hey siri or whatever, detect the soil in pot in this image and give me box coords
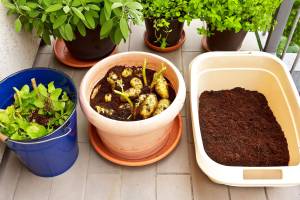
[145,18,184,48]
[198,87,289,166]
[64,27,116,60]
[90,62,176,121]
[203,29,247,51]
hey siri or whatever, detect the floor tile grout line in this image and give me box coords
[227,186,232,200]
[189,175,194,200]
[82,145,92,200]
[264,187,270,200]
[47,177,54,200]
[156,172,191,175]
[12,165,23,200]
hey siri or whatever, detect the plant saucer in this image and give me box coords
[88,115,182,167]
[144,31,186,53]
[53,39,117,68]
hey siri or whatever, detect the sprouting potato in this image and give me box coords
[130,77,143,89]
[121,67,133,77]
[155,76,169,99]
[153,99,171,115]
[120,88,141,102]
[104,93,112,102]
[107,72,119,88]
[96,105,114,116]
[119,103,131,110]
[91,85,101,99]
[140,93,158,119]
[135,94,147,108]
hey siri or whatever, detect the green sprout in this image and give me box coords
[142,58,148,86]
[113,79,134,109]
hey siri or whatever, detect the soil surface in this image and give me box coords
[90,65,176,121]
[198,87,289,166]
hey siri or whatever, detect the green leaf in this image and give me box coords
[71,7,85,21]
[77,21,86,36]
[64,24,74,41]
[20,5,31,11]
[38,84,48,97]
[50,88,62,101]
[104,0,111,20]
[53,15,68,29]
[99,10,106,25]
[61,92,70,101]
[41,14,47,22]
[33,98,45,108]
[63,6,70,13]
[125,2,142,10]
[26,123,47,139]
[45,4,62,12]
[48,81,55,93]
[111,2,122,9]
[85,11,95,28]
[52,101,65,111]
[100,19,112,38]
[113,27,123,44]
[119,17,129,39]
[89,4,100,11]
[15,18,22,32]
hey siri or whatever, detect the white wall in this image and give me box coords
[0,4,40,162]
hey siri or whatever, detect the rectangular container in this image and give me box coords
[189,51,300,187]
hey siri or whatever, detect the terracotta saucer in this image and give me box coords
[88,115,182,166]
[144,31,186,53]
[53,39,117,68]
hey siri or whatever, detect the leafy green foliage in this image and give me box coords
[0,80,74,141]
[141,0,195,47]
[1,0,143,45]
[194,0,282,35]
[280,0,300,53]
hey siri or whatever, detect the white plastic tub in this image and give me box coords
[189,51,300,187]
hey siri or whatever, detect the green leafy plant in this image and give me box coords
[0,79,74,141]
[141,0,195,48]
[195,0,282,36]
[1,0,143,44]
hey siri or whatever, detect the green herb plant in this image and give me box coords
[141,0,194,48]
[1,0,143,45]
[0,79,74,141]
[195,0,282,36]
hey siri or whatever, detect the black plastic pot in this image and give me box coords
[65,27,116,60]
[145,18,184,48]
[204,28,247,51]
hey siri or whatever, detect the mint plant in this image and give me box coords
[141,0,194,48]
[1,0,143,45]
[195,0,282,36]
[0,79,74,141]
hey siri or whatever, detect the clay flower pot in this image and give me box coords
[64,27,116,60]
[79,52,186,159]
[202,28,247,51]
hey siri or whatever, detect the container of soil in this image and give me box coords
[144,18,185,52]
[0,68,78,177]
[189,51,300,187]
[80,52,186,160]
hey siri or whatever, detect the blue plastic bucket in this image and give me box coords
[0,68,78,177]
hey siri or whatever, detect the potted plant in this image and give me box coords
[1,0,143,60]
[196,0,282,51]
[0,68,78,177]
[141,0,193,52]
[79,52,186,159]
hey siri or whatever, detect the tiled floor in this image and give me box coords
[0,22,300,200]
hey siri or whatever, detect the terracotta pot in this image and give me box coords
[79,52,186,159]
[64,27,116,60]
[202,29,247,51]
[145,18,184,48]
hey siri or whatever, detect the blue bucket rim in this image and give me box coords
[0,67,78,143]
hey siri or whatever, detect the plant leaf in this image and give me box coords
[53,15,68,29]
[100,19,112,38]
[45,4,62,12]
[64,24,74,41]
[111,2,122,9]
[38,84,48,97]
[77,21,86,36]
[71,7,85,21]
[125,2,142,10]
[26,123,47,139]
[48,81,55,93]
[15,18,22,32]
[119,17,129,39]
[50,88,62,101]
[85,11,95,28]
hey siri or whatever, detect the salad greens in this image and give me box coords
[0,79,74,141]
